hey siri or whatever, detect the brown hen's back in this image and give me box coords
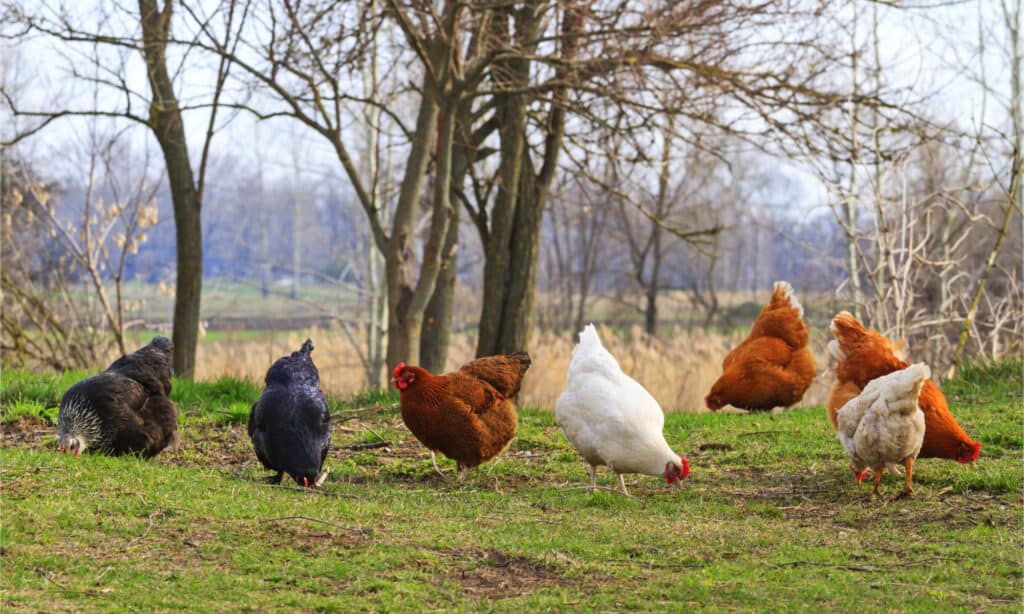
[706,282,816,411]
[457,352,532,398]
[398,353,531,469]
[826,311,980,462]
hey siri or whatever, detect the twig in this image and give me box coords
[769,556,954,572]
[738,430,789,437]
[36,569,82,594]
[263,515,370,536]
[558,485,639,500]
[338,441,390,451]
[364,426,388,443]
[121,511,160,551]
[253,482,357,498]
[331,403,399,420]
[228,473,358,498]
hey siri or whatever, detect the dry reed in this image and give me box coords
[196,325,832,412]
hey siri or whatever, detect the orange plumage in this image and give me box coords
[826,311,980,463]
[393,352,531,480]
[705,282,817,411]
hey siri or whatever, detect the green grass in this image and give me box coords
[1,361,1021,611]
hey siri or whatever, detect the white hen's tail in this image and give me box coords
[878,363,930,416]
[568,324,621,380]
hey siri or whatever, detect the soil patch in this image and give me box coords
[444,547,569,600]
[2,416,56,450]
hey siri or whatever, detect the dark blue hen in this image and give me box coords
[248,339,331,487]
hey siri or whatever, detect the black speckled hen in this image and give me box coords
[57,336,178,457]
[248,339,331,487]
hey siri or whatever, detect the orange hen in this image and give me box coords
[393,352,531,482]
[826,311,981,463]
[705,281,817,411]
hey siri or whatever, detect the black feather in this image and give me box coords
[57,336,178,457]
[248,340,331,486]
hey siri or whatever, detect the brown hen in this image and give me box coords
[705,281,817,411]
[393,352,531,482]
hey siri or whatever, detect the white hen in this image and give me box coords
[836,363,930,498]
[555,325,689,495]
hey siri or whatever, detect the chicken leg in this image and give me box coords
[894,457,915,499]
[588,466,598,493]
[871,468,883,498]
[430,450,449,481]
[617,473,630,496]
[456,463,469,483]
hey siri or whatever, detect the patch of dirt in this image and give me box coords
[2,416,56,450]
[157,423,252,468]
[444,547,569,600]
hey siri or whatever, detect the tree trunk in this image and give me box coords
[475,0,577,357]
[476,5,529,358]
[493,154,545,355]
[291,147,302,299]
[138,0,201,378]
[383,80,440,369]
[420,209,458,373]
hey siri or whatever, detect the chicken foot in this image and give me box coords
[456,464,469,483]
[871,468,883,498]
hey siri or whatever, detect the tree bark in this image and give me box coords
[420,210,458,373]
[138,0,202,378]
[383,69,441,369]
[419,102,473,373]
[475,1,579,357]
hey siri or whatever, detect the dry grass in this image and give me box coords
[196,325,833,411]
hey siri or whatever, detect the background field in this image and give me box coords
[1,360,1021,611]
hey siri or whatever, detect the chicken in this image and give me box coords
[554,325,689,495]
[393,352,532,482]
[836,364,929,498]
[827,311,981,464]
[705,281,817,411]
[248,339,331,488]
[57,337,178,458]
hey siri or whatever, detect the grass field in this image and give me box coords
[1,361,1021,611]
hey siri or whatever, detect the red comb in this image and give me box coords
[393,363,406,378]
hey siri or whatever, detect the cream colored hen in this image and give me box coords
[836,363,930,498]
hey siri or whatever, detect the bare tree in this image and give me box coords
[3,0,246,378]
[2,134,159,369]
